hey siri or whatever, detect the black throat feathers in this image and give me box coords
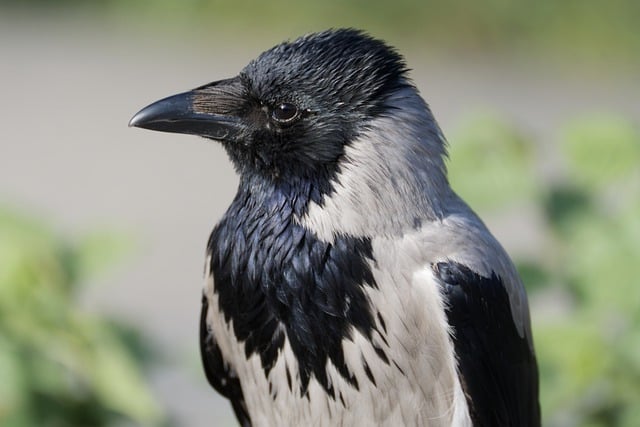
[207,175,380,397]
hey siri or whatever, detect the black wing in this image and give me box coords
[434,261,540,427]
[200,295,252,427]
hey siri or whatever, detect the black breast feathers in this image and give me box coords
[207,177,379,397]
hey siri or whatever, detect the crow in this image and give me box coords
[130,29,540,427]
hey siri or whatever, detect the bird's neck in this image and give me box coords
[232,174,314,219]
[299,86,455,241]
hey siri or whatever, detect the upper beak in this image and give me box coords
[129,77,245,142]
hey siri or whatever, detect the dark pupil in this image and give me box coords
[274,103,298,122]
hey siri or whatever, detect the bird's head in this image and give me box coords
[130,29,413,181]
[132,29,453,229]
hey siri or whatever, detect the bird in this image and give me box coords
[129,29,540,427]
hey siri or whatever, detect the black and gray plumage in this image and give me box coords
[130,29,540,427]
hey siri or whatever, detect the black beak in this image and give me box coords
[129,77,245,142]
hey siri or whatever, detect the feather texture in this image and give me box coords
[434,262,540,426]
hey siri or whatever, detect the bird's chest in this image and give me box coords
[207,205,379,391]
[204,215,471,426]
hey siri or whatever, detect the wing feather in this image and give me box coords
[434,261,540,427]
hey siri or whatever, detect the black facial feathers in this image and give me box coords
[217,29,413,181]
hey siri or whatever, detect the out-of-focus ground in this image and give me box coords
[2,11,639,427]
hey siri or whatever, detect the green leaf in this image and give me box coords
[0,336,24,423]
[83,321,163,425]
[448,111,538,209]
[72,230,136,283]
[543,184,593,236]
[516,260,552,292]
[0,205,165,426]
[561,115,640,188]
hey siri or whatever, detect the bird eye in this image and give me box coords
[272,103,299,124]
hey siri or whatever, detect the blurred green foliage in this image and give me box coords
[3,0,639,67]
[0,210,164,426]
[448,112,538,209]
[449,113,640,427]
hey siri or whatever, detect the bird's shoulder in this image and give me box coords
[369,212,540,426]
[415,208,533,338]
